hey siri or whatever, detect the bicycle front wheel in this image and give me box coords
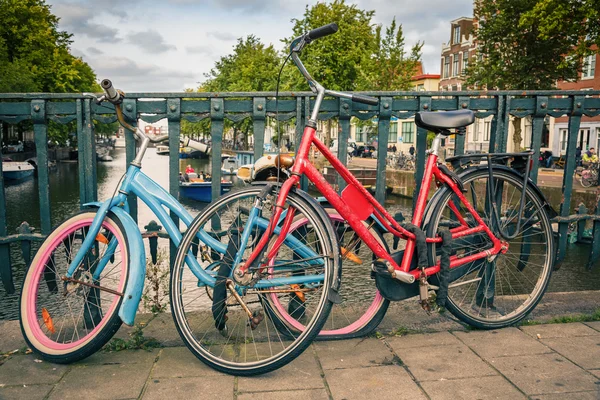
[426,168,553,329]
[171,186,338,376]
[20,210,129,363]
[264,208,389,339]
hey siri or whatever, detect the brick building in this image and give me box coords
[439,17,476,92]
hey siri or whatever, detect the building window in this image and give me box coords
[560,129,568,153]
[356,126,365,143]
[582,54,596,79]
[388,122,398,143]
[453,26,460,44]
[484,121,491,141]
[451,84,458,91]
[453,54,460,76]
[402,122,414,143]
[444,56,450,78]
[473,121,480,141]
[462,51,469,73]
[416,84,425,91]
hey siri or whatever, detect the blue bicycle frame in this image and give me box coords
[64,164,325,326]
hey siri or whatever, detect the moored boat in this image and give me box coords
[2,161,35,181]
[179,181,233,202]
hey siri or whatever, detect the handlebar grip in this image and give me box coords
[101,79,121,103]
[352,94,379,106]
[307,23,338,41]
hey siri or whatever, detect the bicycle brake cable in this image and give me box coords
[274,52,293,193]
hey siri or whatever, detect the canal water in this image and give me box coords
[2,147,600,320]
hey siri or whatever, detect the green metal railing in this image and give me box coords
[1,90,600,294]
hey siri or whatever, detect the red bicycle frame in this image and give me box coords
[242,123,505,282]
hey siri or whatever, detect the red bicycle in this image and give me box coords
[173,23,556,375]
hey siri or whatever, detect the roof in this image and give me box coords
[412,73,441,80]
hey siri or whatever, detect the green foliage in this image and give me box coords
[519,308,600,326]
[103,323,161,352]
[467,0,597,90]
[0,0,100,93]
[282,0,376,92]
[520,0,600,54]
[203,36,280,93]
[368,17,423,91]
[142,249,170,315]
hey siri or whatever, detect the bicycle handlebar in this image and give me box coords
[290,23,379,108]
[307,23,338,41]
[100,79,121,104]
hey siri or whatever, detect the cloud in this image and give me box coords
[127,30,177,53]
[186,45,213,55]
[206,31,237,41]
[53,3,121,43]
[89,56,197,92]
[87,47,104,55]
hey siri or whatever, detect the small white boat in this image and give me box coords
[221,156,239,175]
[3,161,35,181]
[156,145,169,155]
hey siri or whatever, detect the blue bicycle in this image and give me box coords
[19,80,339,375]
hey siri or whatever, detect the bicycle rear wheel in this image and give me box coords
[170,186,338,376]
[20,210,129,363]
[426,168,553,329]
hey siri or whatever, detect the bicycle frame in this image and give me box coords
[241,124,505,284]
[63,164,327,325]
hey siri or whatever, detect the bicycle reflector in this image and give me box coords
[42,308,56,334]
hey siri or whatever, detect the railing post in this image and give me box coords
[253,97,266,162]
[78,98,97,206]
[167,98,181,269]
[455,96,470,156]
[210,98,224,205]
[588,191,600,269]
[337,97,352,191]
[529,96,548,183]
[576,203,587,243]
[489,95,505,153]
[31,99,51,235]
[557,95,584,265]
[414,96,431,210]
[376,97,392,204]
[0,144,13,293]
[123,98,138,222]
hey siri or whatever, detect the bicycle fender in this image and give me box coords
[459,165,558,218]
[82,201,146,326]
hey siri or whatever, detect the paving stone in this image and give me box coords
[237,350,323,392]
[152,347,224,378]
[541,335,600,369]
[490,353,599,395]
[0,355,68,385]
[386,331,462,349]
[237,389,329,400]
[142,376,234,400]
[584,321,600,332]
[325,365,426,400]
[394,344,496,381]
[454,328,551,359]
[80,348,159,365]
[314,338,394,370]
[0,384,53,400]
[589,370,600,379]
[49,362,152,400]
[0,320,26,354]
[520,323,599,339]
[529,391,600,400]
[420,375,526,400]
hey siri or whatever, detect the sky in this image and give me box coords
[48,0,473,92]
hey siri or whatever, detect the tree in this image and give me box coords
[367,17,423,91]
[199,36,281,149]
[466,0,598,151]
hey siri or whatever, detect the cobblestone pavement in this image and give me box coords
[1,320,600,400]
